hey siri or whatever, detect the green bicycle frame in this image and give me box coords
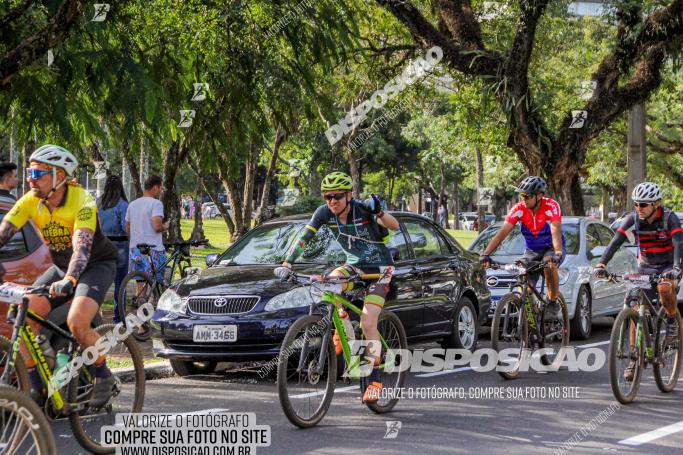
[4,303,82,412]
[310,289,393,379]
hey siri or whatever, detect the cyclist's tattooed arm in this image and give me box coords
[0,221,18,249]
[65,229,94,280]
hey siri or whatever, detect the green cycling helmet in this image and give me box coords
[321,171,352,192]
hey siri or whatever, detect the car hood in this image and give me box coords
[175,264,324,298]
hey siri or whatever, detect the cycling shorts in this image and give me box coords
[34,261,116,310]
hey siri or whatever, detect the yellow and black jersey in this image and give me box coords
[5,184,117,269]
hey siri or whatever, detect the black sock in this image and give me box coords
[28,367,44,392]
[368,366,380,383]
[94,362,112,378]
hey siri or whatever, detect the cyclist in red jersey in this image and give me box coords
[479,176,565,318]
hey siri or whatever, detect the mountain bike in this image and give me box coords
[490,259,570,379]
[276,270,407,428]
[600,271,683,404]
[119,239,208,341]
[0,384,57,455]
[0,282,144,454]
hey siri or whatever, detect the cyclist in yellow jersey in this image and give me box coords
[0,145,118,407]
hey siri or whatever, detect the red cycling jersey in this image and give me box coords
[505,197,563,252]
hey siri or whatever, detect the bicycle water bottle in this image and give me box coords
[54,350,71,389]
[35,335,55,370]
[339,309,355,342]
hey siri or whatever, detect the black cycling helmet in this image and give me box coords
[515,176,547,195]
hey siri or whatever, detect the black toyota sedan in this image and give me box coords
[150,212,491,376]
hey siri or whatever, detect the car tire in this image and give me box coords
[170,360,218,376]
[441,296,478,351]
[570,285,592,340]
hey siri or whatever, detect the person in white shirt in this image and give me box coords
[125,175,169,282]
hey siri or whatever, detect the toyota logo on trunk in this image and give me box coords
[214,297,228,307]
[486,276,499,287]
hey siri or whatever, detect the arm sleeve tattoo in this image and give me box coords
[66,229,94,280]
[0,221,18,249]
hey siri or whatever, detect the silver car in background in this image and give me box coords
[469,217,638,339]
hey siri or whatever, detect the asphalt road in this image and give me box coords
[54,318,683,455]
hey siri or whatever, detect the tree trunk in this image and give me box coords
[241,141,258,231]
[453,180,460,230]
[190,177,205,241]
[475,145,485,233]
[122,139,143,198]
[255,126,286,225]
[347,148,361,199]
[545,158,584,216]
[438,161,449,228]
[218,167,246,240]
[160,140,185,243]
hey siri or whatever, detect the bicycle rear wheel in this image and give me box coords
[119,271,158,342]
[653,311,683,393]
[0,384,56,455]
[540,293,570,368]
[277,315,336,428]
[608,308,643,404]
[491,294,528,380]
[68,324,145,454]
[0,336,29,392]
[361,310,408,414]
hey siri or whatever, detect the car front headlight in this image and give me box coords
[157,289,187,314]
[264,287,314,312]
[558,267,571,285]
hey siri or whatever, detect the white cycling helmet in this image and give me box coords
[632,182,662,203]
[29,144,78,177]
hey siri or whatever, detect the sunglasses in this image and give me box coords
[26,168,51,180]
[519,192,535,200]
[324,193,346,202]
[634,202,652,208]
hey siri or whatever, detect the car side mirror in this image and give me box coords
[389,247,400,261]
[205,253,218,266]
[587,246,606,260]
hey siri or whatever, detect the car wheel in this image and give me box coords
[441,296,478,351]
[170,360,218,376]
[570,285,592,340]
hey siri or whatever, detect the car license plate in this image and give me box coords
[192,325,237,342]
[492,295,502,301]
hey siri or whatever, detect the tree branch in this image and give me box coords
[433,0,484,49]
[0,0,33,30]
[0,0,88,90]
[374,0,501,76]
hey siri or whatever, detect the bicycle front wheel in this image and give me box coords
[0,384,56,455]
[491,293,528,380]
[362,310,408,414]
[119,271,158,342]
[277,314,336,428]
[68,323,145,454]
[653,311,683,393]
[0,336,29,392]
[540,293,570,368]
[608,307,643,404]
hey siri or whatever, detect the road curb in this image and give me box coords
[115,361,174,383]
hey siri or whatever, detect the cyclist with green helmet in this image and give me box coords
[276,171,399,403]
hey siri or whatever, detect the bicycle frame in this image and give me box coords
[1,298,78,412]
[297,279,393,379]
[143,247,190,290]
[620,287,661,362]
[508,267,548,336]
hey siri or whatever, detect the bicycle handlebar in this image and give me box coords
[280,270,381,284]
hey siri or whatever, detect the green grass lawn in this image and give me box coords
[445,229,478,248]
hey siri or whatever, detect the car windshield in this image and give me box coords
[217,223,347,265]
[469,223,580,255]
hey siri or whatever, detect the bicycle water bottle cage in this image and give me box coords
[180,244,191,257]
